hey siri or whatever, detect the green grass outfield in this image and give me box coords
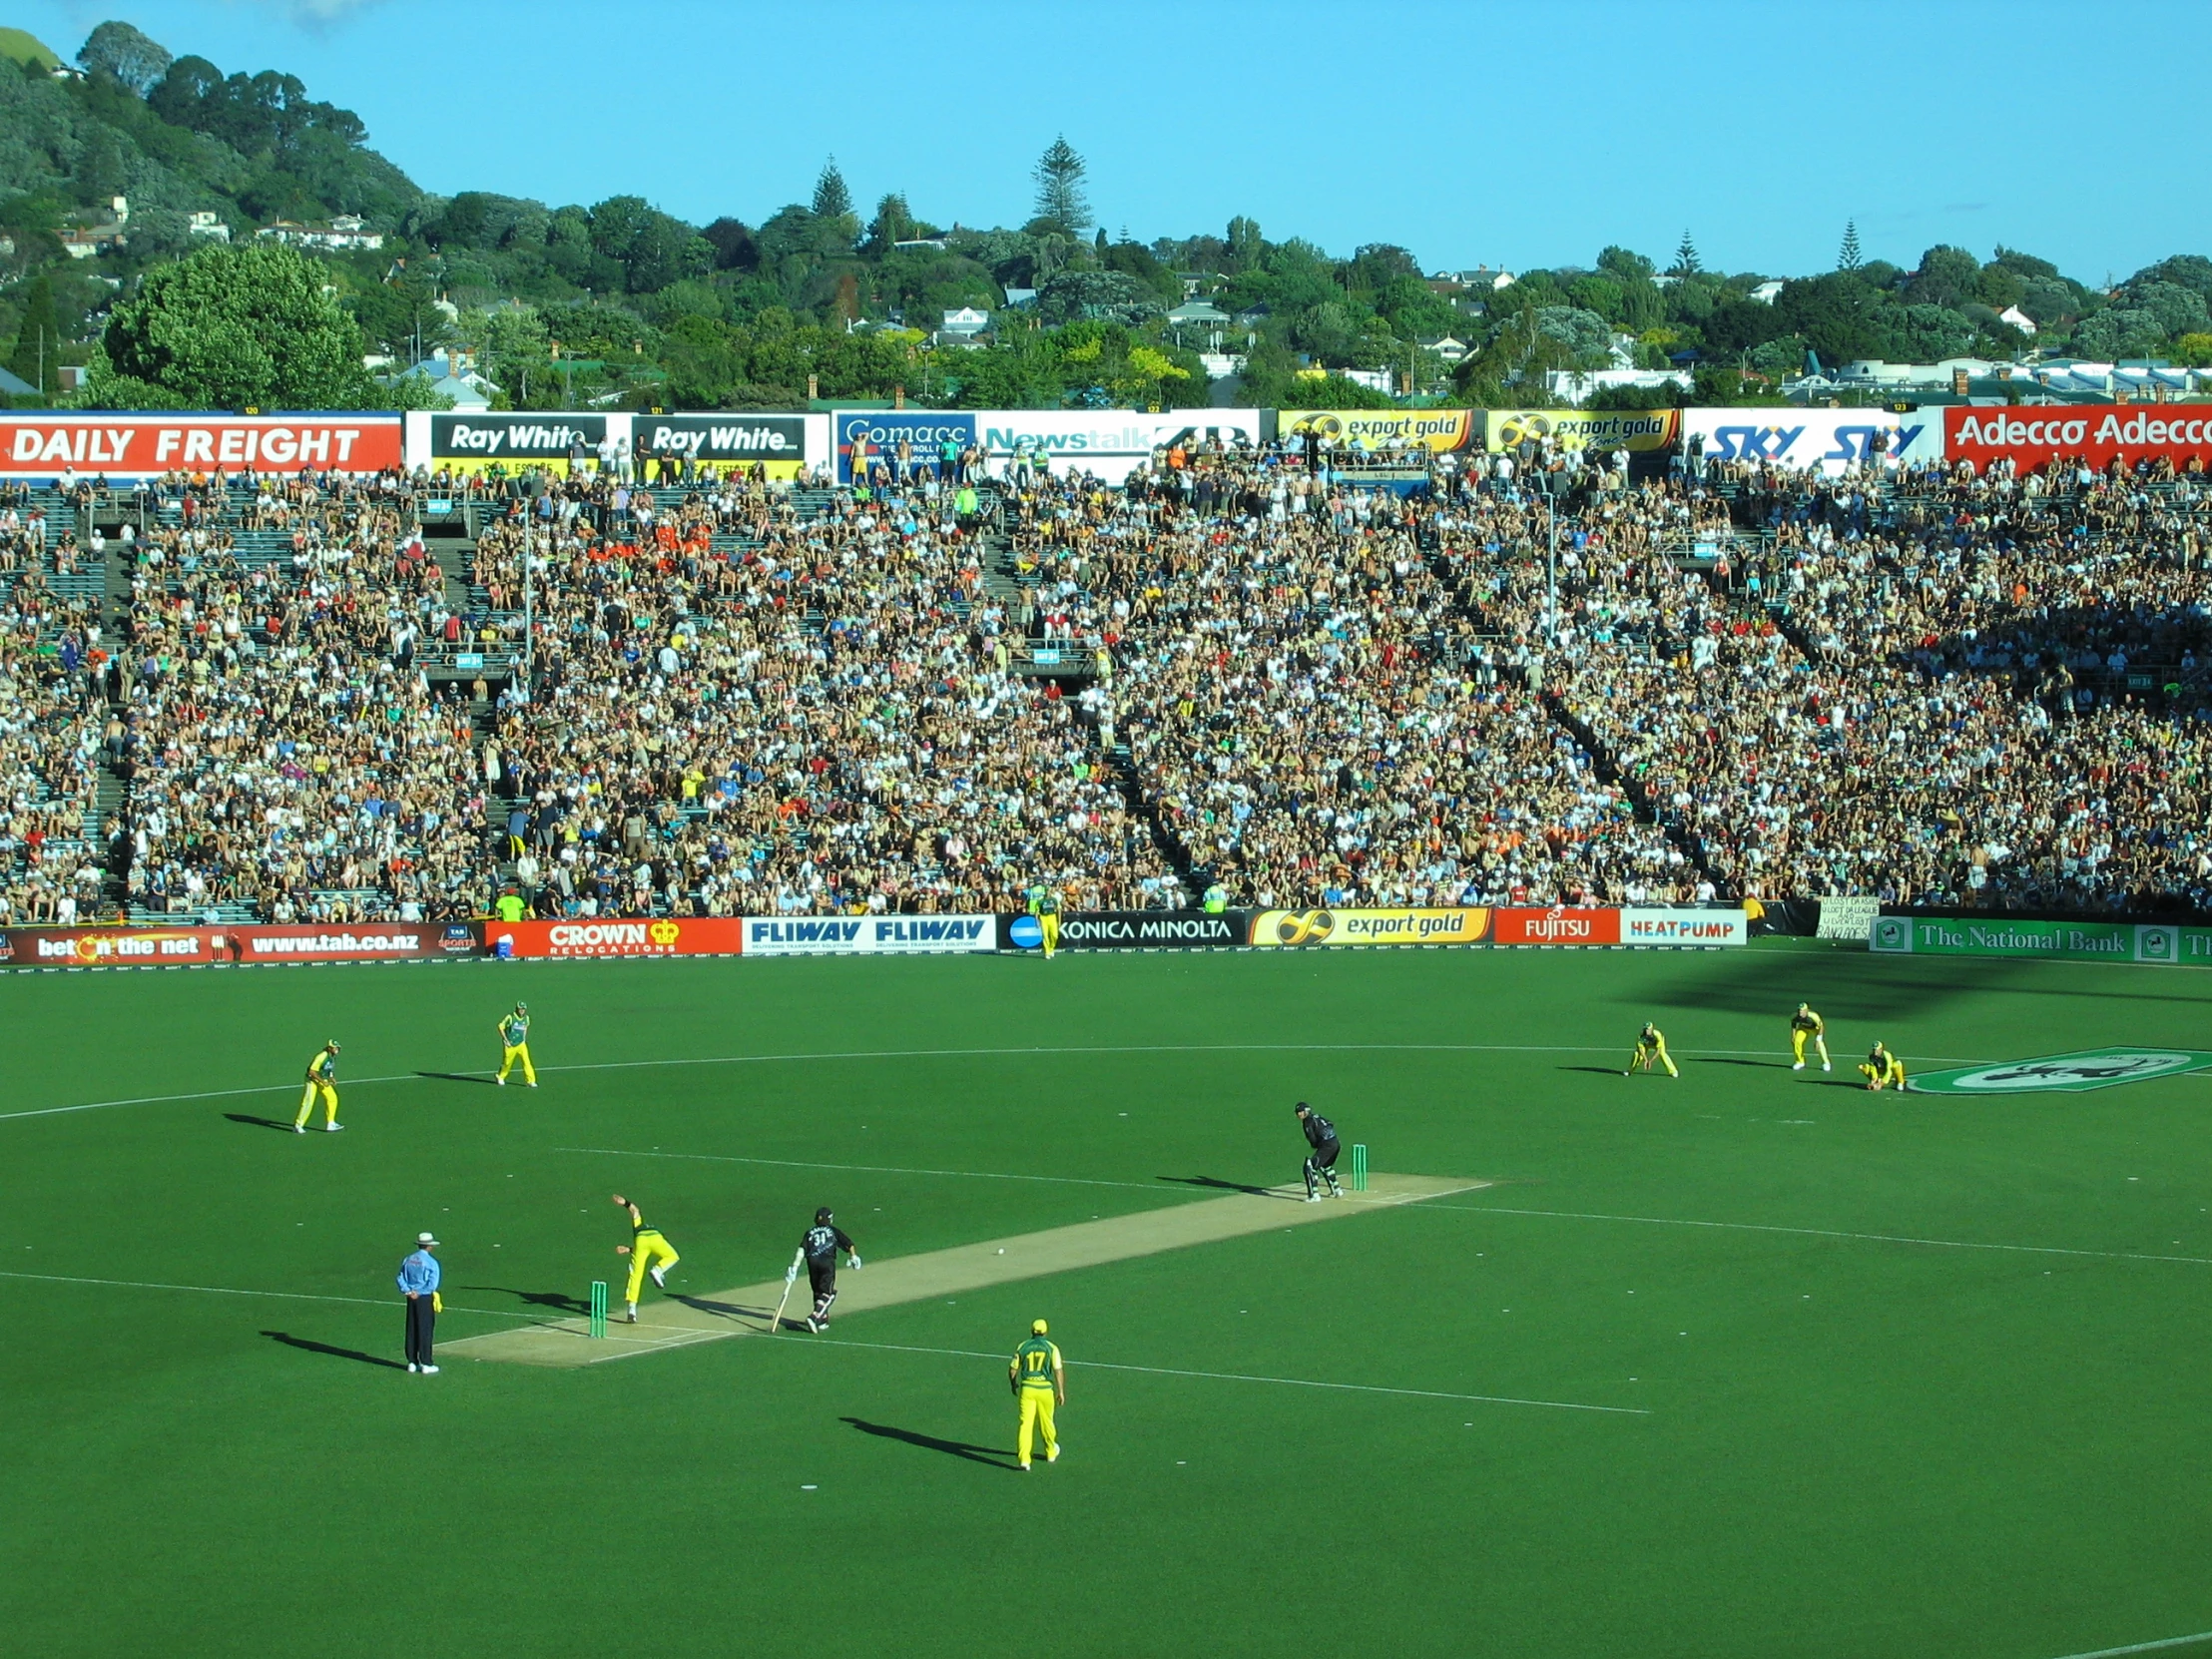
[3,939,2210,1659]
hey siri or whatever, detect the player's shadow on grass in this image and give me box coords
[224,1113,297,1132]
[1558,1065,1627,1076]
[842,1417,1017,1469]
[415,1070,497,1086]
[263,1331,406,1371]
[1157,1175,1278,1196]
[1694,1058,1791,1069]
[459,1287,588,1314]
[672,1295,768,1326]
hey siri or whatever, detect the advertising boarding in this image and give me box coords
[633,413,810,475]
[744,915,997,955]
[977,410,1264,483]
[834,410,978,484]
[1621,908,1748,946]
[426,413,608,472]
[1278,409,1478,453]
[0,414,401,477]
[1246,907,1494,947]
[492,917,747,959]
[1000,909,1247,950]
[1492,907,1622,945]
[1682,409,1939,475]
[0,921,476,966]
[1943,406,2212,474]
[1486,409,1680,453]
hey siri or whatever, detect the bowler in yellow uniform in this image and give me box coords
[495,1002,535,1086]
[612,1193,679,1322]
[1627,1022,1678,1077]
[1010,1318,1064,1470]
[1860,1042,1907,1091]
[1027,883,1060,959]
[294,1040,343,1132]
[1791,1003,1831,1072]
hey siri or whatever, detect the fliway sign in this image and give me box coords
[0,415,402,476]
[743,915,997,956]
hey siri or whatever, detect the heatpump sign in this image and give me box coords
[1683,408,1939,475]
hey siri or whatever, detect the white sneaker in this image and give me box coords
[526,1081,537,1088]
[624,1310,637,1324]
[293,1123,304,1133]
[1823,1063,1832,1072]
[1792,1061,1805,1071]
[325,1122,344,1132]
[806,1316,820,1333]
[418,1365,438,1375]
[407,1362,419,1373]
[650,1267,666,1289]
[495,1076,505,1086]
[1305,1193,1321,1203]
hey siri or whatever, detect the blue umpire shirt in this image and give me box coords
[397,1250,441,1297]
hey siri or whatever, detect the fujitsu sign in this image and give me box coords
[0,416,401,476]
[1944,406,2212,469]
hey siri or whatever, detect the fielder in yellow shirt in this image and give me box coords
[1626,1021,1678,1077]
[1860,1042,1907,1092]
[1009,1319,1064,1471]
[1790,1003,1831,1072]
[495,1002,536,1086]
[611,1193,679,1323]
[294,1040,342,1132]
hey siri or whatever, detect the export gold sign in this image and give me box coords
[1248,908,1494,946]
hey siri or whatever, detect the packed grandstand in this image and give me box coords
[2,401,2207,931]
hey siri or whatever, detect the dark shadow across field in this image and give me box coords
[458,1287,588,1314]
[263,1331,405,1371]
[415,1071,496,1086]
[842,1417,1017,1469]
[1156,1174,1276,1195]
[223,1114,295,1132]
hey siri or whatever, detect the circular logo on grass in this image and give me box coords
[1912,1047,2212,1095]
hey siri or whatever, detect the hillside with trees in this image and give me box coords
[3,20,2207,414]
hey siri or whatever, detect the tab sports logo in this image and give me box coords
[1910,1047,2212,1095]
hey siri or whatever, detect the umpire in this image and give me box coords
[1295,1103,1345,1201]
[803,1207,861,1333]
[397,1231,440,1374]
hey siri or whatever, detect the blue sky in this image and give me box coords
[16,0,2212,282]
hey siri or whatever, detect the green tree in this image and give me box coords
[7,273,59,400]
[1908,245,1980,309]
[78,20,174,95]
[86,241,383,409]
[1838,221,1862,272]
[1670,230,1701,276]
[1031,137,1091,235]
[1596,246,1654,283]
[812,158,852,220]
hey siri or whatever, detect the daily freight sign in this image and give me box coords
[0,415,401,477]
[1944,406,2212,473]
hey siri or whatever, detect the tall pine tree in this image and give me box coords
[812,158,852,220]
[1838,220,1863,272]
[7,275,58,401]
[1032,137,1091,234]
[1670,230,1701,277]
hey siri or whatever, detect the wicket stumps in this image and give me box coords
[589,1281,608,1340]
[1351,1144,1368,1192]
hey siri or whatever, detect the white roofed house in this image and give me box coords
[937,306,991,345]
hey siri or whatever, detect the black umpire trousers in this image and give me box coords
[405,1295,436,1367]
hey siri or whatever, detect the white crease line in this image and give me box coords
[0,1040,1997,1126]
[1411,1202,2212,1268]
[782,1334,1649,1415]
[2044,1630,2212,1659]
[0,1267,546,1320]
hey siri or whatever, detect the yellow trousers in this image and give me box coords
[294,1080,338,1127]
[1860,1060,1908,1090]
[497,1043,536,1084]
[1040,914,1059,957]
[1017,1388,1058,1465]
[1792,1031,1830,1065]
[625,1232,679,1305]
[1632,1040,1677,1077]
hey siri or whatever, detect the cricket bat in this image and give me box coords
[766,1249,803,1334]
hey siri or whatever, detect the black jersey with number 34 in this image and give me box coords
[805,1224,854,1264]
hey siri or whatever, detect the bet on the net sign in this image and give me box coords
[1910,1047,2212,1095]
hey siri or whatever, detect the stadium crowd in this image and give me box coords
[13,427,2209,924]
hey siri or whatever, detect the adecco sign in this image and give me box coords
[1945,406,2212,472]
[0,415,401,477]
[1684,409,1939,475]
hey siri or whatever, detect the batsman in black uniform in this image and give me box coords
[803,1207,861,1332]
[1295,1102,1344,1201]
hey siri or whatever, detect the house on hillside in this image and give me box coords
[1748,279,1785,304]
[259,214,384,253]
[937,306,991,345]
[388,348,497,410]
[187,212,231,243]
[59,197,130,260]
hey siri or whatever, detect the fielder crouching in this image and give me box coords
[803,1207,861,1332]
